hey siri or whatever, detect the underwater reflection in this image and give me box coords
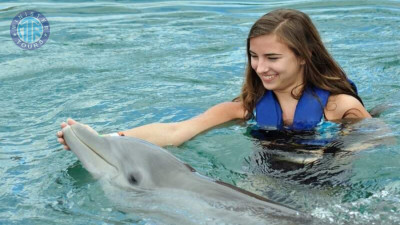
[245,118,395,186]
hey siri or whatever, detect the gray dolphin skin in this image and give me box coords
[62,122,312,224]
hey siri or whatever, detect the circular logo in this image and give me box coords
[10,10,50,50]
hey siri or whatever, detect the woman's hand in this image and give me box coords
[56,118,77,150]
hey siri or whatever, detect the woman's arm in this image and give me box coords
[325,94,396,152]
[58,101,246,149]
[121,101,246,147]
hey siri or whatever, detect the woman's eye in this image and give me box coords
[250,55,258,58]
[268,57,278,61]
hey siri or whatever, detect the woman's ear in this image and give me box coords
[300,50,311,65]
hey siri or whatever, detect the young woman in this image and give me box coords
[57,9,371,150]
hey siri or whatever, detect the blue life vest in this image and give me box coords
[256,86,329,130]
[255,81,358,130]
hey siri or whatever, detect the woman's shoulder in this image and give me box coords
[325,94,371,120]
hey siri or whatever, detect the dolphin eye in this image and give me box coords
[128,174,138,185]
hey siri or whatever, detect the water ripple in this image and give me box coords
[0,0,399,224]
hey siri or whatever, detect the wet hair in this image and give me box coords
[235,9,363,120]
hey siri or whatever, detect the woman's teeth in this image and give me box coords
[263,74,277,80]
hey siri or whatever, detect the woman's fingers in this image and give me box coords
[57,119,76,151]
[67,118,76,125]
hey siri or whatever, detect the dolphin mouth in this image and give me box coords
[67,124,118,176]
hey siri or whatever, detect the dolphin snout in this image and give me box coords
[64,122,119,178]
[70,123,109,155]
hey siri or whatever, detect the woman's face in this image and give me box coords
[249,34,304,94]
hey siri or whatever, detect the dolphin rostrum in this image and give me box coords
[62,122,312,224]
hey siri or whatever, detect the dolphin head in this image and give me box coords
[62,123,119,179]
[62,122,195,190]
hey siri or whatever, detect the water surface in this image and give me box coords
[1,0,399,224]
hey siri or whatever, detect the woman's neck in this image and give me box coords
[273,82,304,101]
[272,84,304,124]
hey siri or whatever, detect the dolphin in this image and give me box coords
[62,122,312,224]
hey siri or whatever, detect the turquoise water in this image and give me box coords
[1,0,400,224]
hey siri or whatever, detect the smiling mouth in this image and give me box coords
[261,74,278,81]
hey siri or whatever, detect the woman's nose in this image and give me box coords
[256,59,269,74]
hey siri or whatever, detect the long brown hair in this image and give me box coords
[236,9,362,120]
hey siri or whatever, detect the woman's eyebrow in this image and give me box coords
[249,50,282,56]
